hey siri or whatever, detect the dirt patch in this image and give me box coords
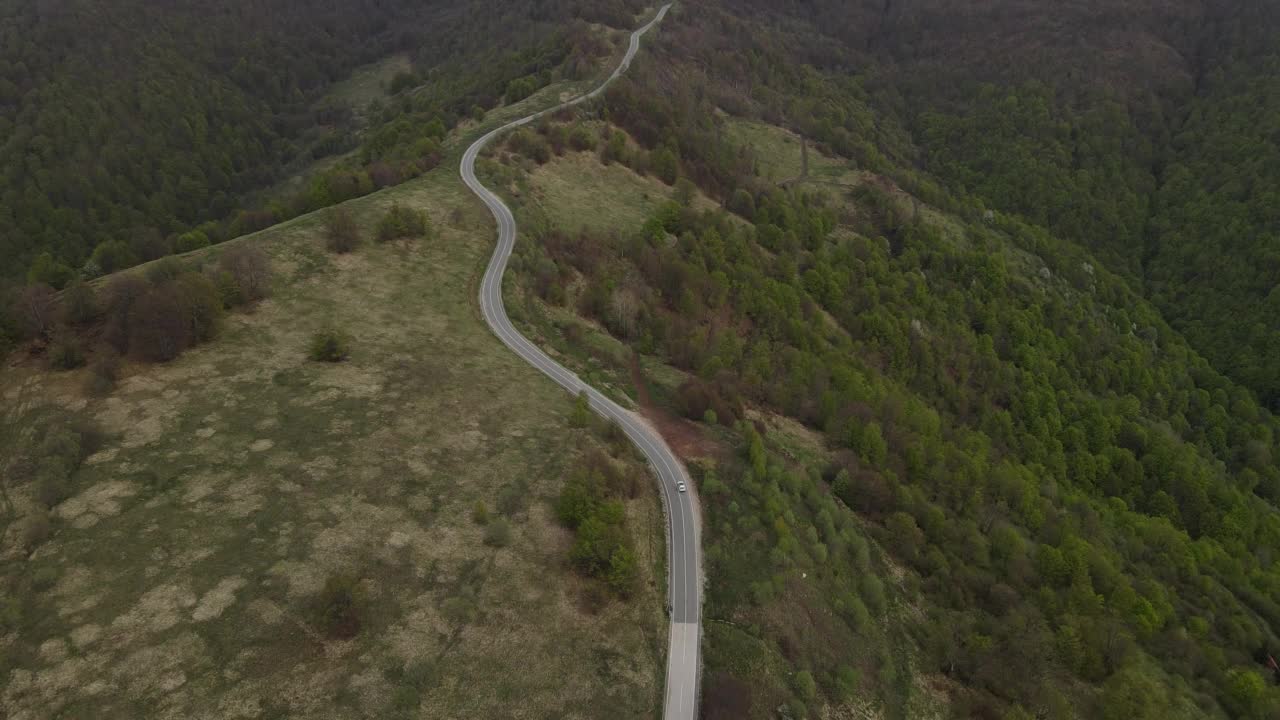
[192,576,247,622]
[629,353,721,461]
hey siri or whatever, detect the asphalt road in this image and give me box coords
[458,5,701,720]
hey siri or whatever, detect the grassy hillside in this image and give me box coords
[0,103,666,719]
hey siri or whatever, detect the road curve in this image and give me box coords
[458,5,701,720]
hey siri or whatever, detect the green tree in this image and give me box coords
[1099,664,1170,720]
[1223,668,1266,719]
[89,240,139,274]
[174,230,210,254]
[484,518,512,547]
[60,279,98,324]
[651,147,680,185]
[376,203,432,243]
[27,253,74,288]
[794,670,817,701]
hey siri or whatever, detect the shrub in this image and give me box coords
[315,573,366,639]
[174,230,210,254]
[508,129,552,164]
[211,270,244,308]
[505,75,538,103]
[31,566,59,592]
[388,70,419,94]
[60,280,99,325]
[46,330,85,370]
[651,147,680,185]
[89,240,139,274]
[27,252,75,288]
[602,130,628,166]
[729,188,756,220]
[860,574,887,615]
[145,257,186,284]
[376,203,432,243]
[325,207,361,253]
[570,390,592,428]
[471,501,489,524]
[309,328,350,362]
[676,377,741,425]
[0,595,22,631]
[129,285,191,361]
[130,227,173,262]
[483,518,512,547]
[84,350,121,396]
[36,459,72,508]
[18,511,52,552]
[171,272,223,343]
[569,125,596,152]
[218,244,272,301]
[834,665,859,701]
[794,670,817,701]
[845,594,871,632]
[102,275,150,354]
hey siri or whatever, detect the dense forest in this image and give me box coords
[710,0,1280,412]
[0,0,423,275]
[484,1,1280,716]
[0,0,644,290]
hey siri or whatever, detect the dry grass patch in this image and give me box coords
[525,145,718,236]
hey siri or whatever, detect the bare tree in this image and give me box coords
[325,207,361,254]
[607,286,641,338]
[219,244,272,301]
[13,284,56,338]
[102,274,150,354]
[129,285,192,362]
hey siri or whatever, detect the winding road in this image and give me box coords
[458,5,701,720]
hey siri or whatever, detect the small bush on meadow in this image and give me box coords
[325,207,361,253]
[484,518,512,547]
[46,330,85,370]
[60,280,99,325]
[309,328,351,362]
[315,573,366,639]
[84,350,121,396]
[376,203,432,243]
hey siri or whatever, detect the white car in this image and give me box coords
[677,481,687,493]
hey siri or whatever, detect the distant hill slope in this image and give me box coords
[0,0,644,282]
[716,0,1280,410]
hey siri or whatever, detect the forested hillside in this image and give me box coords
[715,0,1280,412]
[0,0,421,275]
[0,0,643,286]
[1145,5,1280,415]
[479,1,1280,716]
